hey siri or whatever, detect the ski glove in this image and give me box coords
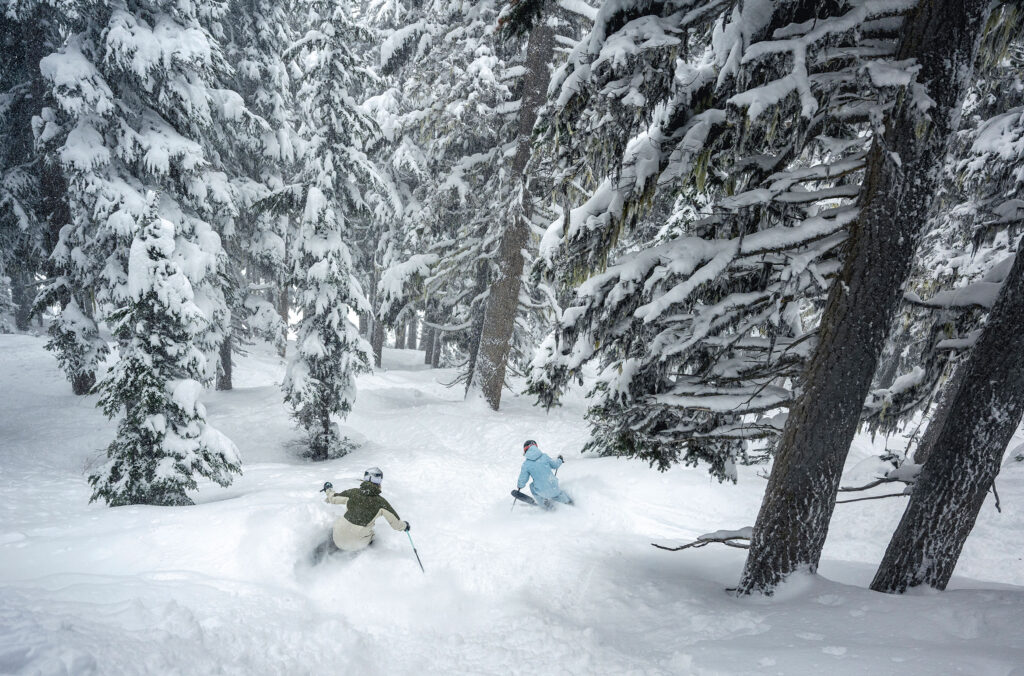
[404,522,411,532]
[557,455,564,462]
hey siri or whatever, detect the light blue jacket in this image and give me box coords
[517,446,563,498]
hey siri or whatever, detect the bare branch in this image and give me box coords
[652,535,751,551]
[835,492,908,504]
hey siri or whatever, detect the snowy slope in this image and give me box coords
[2,333,1023,675]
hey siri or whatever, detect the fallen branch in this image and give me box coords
[835,492,908,504]
[652,528,752,551]
[838,477,895,492]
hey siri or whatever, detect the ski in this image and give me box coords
[511,489,537,506]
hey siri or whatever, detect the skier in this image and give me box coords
[313,467,409,562]
[516,440,573,508]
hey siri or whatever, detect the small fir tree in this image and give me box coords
[91,218,240,506]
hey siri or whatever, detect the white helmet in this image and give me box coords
[364,467,383,485]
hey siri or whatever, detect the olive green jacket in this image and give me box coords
[326,481,406,530]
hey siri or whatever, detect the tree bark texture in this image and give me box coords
[737,0,989,594]
[871,252,1024,593]
[468,20,554,410]
[371,319,385,367]
[406,314,418,350]
[463,261,491,396]
[10,269,34,331]
[431,330,442,367]
[216,333,233,391]
[423,327,435,365]
[395,321,406,348]
[913,362,967,465]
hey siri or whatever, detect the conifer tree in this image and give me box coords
[281,0,378,459]
[530,0,903,479]
[1,0,71,336]
[38,0,245,396]
[738,0,991,594]
[91,217,240,506]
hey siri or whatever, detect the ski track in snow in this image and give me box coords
[2,334,1024,675]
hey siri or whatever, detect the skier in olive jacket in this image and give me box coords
[323,467,409,552]
[517,440,573,508]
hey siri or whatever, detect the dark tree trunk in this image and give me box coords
[430,329,442,367]
[463,261,490,396]
[359,312,368,337]
[216,333,233,391]
[406,314,418,350]
[914,363,967,465]
[422,327,435,365]
[873,325,914,390]
[468,20,555,410]
[871,252,1024,593]
[737,0,989,594]
[371,319,385,368]
[10,269,34,331]
[395,321,406,349]
[277,286,289,358]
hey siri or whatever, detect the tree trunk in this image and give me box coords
[395,321,406,349]
[737,0,989,594]
[873,324,913,390]
[468,20,555,410]
[871,252,1024,593]
[406,314,418,350]
[423,326,435,365]
[913,363,967,465]
[431,329,442,367]
[358,312,368,337]
[371,319,385,368]
[216,333,233,391]
[10,269,34,331]
[277,286,289,358]
[463,261,490,396]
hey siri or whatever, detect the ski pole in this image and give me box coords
[406,530,425,573]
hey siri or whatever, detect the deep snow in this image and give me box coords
[2,333,1023,675]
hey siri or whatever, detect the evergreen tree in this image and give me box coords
[216,0,301,386]
[38,0,246,396]
[529,0,903,479]
[1,0,71,335]
[466,2,557,410]
[281,0,378,459]
[91,217,240,506]
[738,0,992,594]
[869,249,1024,592]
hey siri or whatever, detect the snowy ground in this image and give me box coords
[2,333,1024,675]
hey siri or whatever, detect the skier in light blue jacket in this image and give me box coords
[517,440,573,508]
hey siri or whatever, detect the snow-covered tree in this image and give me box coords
[374,1,585,395]
[280,0,378,460]
[529,0,904,479]
[738,0,992,594]
[215,0,300,385]
[0,0,70,334]
[91,217,240,506]
[38,0,246,397]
